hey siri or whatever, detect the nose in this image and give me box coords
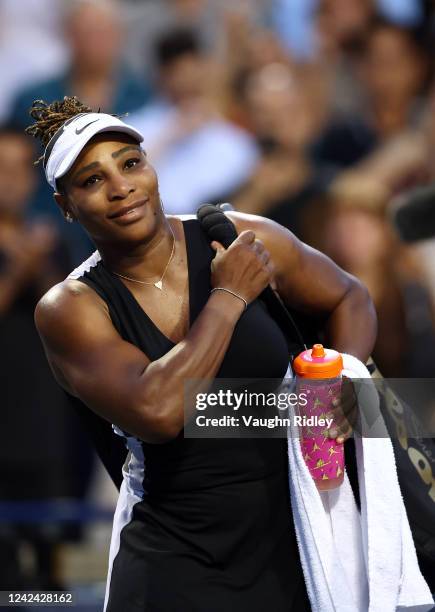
[107,172,135,201]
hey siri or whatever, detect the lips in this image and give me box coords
[108,199,148,219]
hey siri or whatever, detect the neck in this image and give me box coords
[98,217,176,281]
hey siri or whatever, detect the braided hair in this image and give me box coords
[25,96,93,163]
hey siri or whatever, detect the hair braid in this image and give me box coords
[25,96,93,163]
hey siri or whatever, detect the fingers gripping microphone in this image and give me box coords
[196,204,307,353]
[390,184,435,242]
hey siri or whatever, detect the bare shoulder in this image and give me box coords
[35,279,109,344]
[226,211,297,245]
[226,211,300,270]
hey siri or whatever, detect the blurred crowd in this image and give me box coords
[1,0,435,592]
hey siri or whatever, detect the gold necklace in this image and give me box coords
[112,227,176,291]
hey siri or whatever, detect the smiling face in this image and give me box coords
[54,132,163,248]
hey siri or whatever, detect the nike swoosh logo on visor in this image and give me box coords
[75,119,100,135]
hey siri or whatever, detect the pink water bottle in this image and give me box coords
[293,344,344,490]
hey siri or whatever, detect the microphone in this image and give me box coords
[197,203,238,247]
[390,184,435,242]
[196,204,307,352]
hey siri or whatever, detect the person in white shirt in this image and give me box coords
[128,28,259,214]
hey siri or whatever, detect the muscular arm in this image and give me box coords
[35,281,245,444]
[228,212,378,363]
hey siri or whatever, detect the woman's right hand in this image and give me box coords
[210,230,274,304]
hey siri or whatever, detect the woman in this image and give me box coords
[28,97,377,611]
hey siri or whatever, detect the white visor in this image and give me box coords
[43,112,144,190]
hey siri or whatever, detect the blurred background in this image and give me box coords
[1,0,435,609]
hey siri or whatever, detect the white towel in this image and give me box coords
[285,354,434,612]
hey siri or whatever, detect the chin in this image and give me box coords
[114,212,163,244]
[91,200,164,247]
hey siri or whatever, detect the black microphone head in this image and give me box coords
[391,185,435,242]
[197,203,238,248]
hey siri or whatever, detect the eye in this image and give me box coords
[82,174,101,188]
[124,156,141,169]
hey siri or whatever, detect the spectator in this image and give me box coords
[314,0,375,115]
[0,0,67,122]
[128,27,259,214]
[8,0,152,265]
[122,0,215,80]
[122,0,273,79]
[10,0,151,127]
[316,0,375,54]
[313,18,430,168]
[270,0,422,62]
[311,197,435,377]
[232,63,335,237]
[360,19,428,137]
[0,125,94,590]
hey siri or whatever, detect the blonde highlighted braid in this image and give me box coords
[25,96,93,163]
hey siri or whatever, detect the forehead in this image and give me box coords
[70,132,141,171]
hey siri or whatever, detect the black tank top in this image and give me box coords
[70,218,311,612]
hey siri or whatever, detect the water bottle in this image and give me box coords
[293,344,344,490]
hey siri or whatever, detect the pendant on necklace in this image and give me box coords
[154,280,163,290]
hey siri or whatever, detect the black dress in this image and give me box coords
[72,218,311,612]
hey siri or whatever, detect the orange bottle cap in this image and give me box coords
[293,344,343,379]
